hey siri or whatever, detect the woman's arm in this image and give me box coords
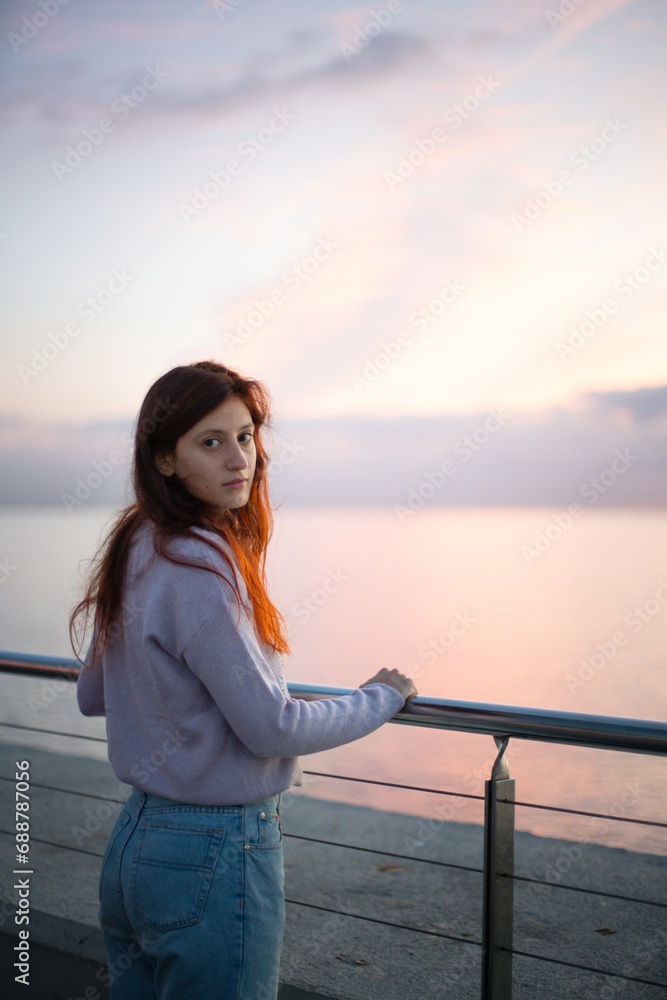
[183,603,410,758]
[76,637,106,716]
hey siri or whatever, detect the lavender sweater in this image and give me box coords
[76,522,405,805]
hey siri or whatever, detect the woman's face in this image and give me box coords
[156,396,257,509]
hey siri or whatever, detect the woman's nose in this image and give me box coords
[226,442,248,469]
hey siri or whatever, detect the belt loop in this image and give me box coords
[130,786,146,811]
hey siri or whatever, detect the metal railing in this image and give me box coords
[1,650,667,999]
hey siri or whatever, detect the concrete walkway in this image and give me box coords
[0,742,665,1000]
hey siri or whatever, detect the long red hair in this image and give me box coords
[70,361,290,667]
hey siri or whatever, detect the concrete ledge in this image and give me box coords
[1,910,108,1000]
[1,742,666,999]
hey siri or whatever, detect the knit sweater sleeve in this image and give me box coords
[182,589,406,759]
[76,632,106,717]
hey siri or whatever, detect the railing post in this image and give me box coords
[481,736,515,1000]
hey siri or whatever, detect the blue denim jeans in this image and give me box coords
[98,786,285,1000]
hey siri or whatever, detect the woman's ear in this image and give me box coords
[155,452,175,477]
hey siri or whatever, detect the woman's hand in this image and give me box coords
[360,668,417,703]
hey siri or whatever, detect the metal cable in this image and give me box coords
[507,872,667,908]
[0,754,483,798]
[501,795,667,829]
[303,770,667,829]
[284,897,482,947]
[0,720,107,742]
[504,945,667,990]
[0,822,482,877]
[0,827,105,859]
[283,832,482,874]
[1,723,663,826]
[1,765,664,831]
[302,769,483,800]
[5,819,661,910]
[0,775,126,802]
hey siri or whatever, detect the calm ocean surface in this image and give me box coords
[1,505,666,855]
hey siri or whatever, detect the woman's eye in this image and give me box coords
[239,432,253,444]
[203,438,219,449]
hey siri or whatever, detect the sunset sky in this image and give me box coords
[1,0,666,504]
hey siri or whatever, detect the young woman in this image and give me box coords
[73,360,416,1000]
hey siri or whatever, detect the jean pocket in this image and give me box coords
[130,821,226,932]
[256,805,282,849]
